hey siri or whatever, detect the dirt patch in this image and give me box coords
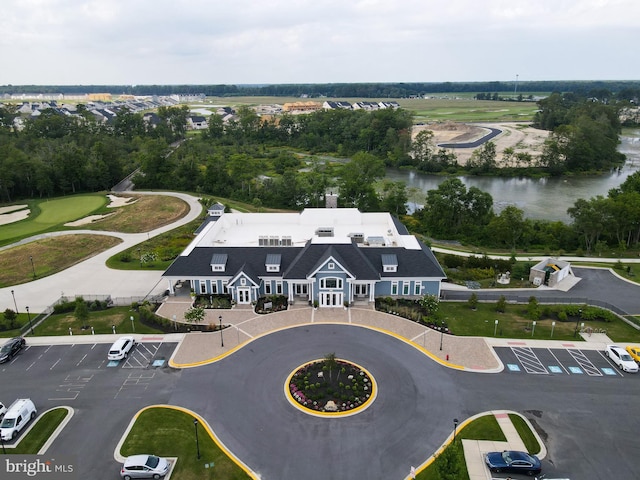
[413,121,549,166]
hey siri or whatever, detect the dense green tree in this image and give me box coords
[337,152,385,211]
[567,196,610,253]
[380,180,408,216]
[419,178,493,238]
[487,205,527,250]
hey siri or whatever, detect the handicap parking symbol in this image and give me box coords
[548,365,563,373]
[568,366,583,374]
[507,364,521,372]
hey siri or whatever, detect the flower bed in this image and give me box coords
[288,358,374,413]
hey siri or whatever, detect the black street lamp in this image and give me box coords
[193,418,201,460]
[439,320,444,351]
[0,434,5,454]
[10,290,18,314]
[574,308,582,338]
[453,418,459,441]
[26,306,34,335]
[30,256,36,279]
[219,315,224,348]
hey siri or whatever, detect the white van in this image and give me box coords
[0,398,37,441]
[108,336,136,361]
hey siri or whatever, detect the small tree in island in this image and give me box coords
[323,352,338,381]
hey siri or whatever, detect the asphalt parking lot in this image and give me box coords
[0,341,180,477]
[496,346,635,377]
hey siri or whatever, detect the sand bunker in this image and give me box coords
[0,206,30,226]
[64,194,137,226]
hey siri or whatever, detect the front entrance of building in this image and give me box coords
[320,292,343,307]
[237,288,251,304]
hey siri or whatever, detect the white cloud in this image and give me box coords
[0,0,638,84]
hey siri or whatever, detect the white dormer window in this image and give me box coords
[266,253,281,273]
[211,253,228,272]
[328,262,335,270]
[381,254,398,273]
[241,278,246,285]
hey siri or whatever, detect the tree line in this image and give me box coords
[2,80,640,99]
[1,97,640,254]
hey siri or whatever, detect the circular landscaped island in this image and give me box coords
[286,354,377,417]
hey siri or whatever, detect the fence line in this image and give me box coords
[20,293,167,336]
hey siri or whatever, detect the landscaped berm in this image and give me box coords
[286,353,376,417]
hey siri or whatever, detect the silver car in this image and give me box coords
[120,455,169,479]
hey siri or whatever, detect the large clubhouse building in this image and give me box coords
[162,206,446,308]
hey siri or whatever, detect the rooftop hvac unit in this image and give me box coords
[315,227,334,237]
[348,232,365,244]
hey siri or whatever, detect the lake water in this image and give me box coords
[386,129,640,222]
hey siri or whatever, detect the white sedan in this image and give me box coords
[605,344,639,373]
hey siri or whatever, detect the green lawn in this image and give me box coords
[32,306,162,337]
[416,414,507,480]
[11,408,69,454]
[121,407,252,480]
[439,302,640,343]
[0,194,108,245]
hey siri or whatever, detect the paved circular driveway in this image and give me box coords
[169,324,464,480]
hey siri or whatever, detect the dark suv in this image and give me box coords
[0,337,26,363]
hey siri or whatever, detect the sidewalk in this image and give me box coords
[462,411,547,480]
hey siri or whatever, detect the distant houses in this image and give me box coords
[5,94,401,132]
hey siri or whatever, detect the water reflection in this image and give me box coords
[387,130,640,222]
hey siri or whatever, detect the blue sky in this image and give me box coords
[1,0,638,85]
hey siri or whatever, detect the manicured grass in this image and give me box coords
[509,414,540,455]
[439,302,640,343]
[415,414,507,480]
[121,407,252,480]
[33,306,162,336]
[0,195,108,245]
[0,234,122,287]
[12,408,69,454]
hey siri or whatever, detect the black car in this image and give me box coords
[0,337,26,363]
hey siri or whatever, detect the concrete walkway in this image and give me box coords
[462,410,547,480]
[0,191,203,313]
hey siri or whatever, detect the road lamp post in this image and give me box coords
[10,290,18,314]
[453,418,459,441]
[0,434,5,454]
[574,308,582,337]
[439,321,445,351]
[193,419,201,460]
[26,306,34,335]
[130,316,135,333]
[219,315,224,348]
[494,319,498,336]
[551,321,556,338]
[30,256,36,279]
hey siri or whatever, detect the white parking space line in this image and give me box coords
[26,361,36,371]
[599,350,625,377]
[568,350,602,376]
[50,358,61,370]
[548,349,570,374]
[511,346,548,374]
[76,354,88,367]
